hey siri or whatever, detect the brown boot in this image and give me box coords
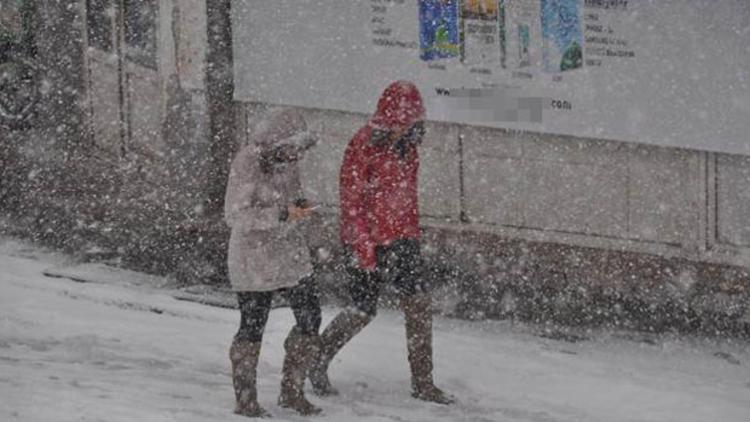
[402,294,455,405]
[278,329,323,415]
[308,309,373,396]
[229,339,271,418]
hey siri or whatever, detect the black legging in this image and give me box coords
[348,238,427,317]
[235,277,322,342]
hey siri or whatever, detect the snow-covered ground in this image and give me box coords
[1,237,749,422]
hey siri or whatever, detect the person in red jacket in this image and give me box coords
[309,81,454,404]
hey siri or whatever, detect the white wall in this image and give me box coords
[240,104,750,269]
[716,155,750,248]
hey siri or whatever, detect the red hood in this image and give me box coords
[369,81,426,132]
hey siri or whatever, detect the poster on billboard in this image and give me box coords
[232,0,750,156]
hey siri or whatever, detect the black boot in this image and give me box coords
[230,339,271,417]
[308,309,373,396]
[278,329,323,415]
[402,294,455,405]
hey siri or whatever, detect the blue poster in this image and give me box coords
[419,0,460,61]
[541,0,583,72]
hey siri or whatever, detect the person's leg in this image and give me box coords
[388,240,454,405]
[236,291,274,342]
[309,252,381,396]
[230,291,273,417]
[287,276,323,337]
[278,277,323,415]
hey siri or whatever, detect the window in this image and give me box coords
[0,0,23,37]
[123,0,157,68]
[1,1,37,59]
[85,0,157,68]
[86,0,113,52]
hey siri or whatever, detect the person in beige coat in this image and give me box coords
[224,109,322,417]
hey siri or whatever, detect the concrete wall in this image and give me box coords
[4,1,747,330]
[716,154,750,248]
[238,104,750,271]
[35,0,745,278]
[233,104,750,331]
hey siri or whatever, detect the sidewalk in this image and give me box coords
[1,237,749,422]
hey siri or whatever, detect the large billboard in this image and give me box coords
[232,0,750,156]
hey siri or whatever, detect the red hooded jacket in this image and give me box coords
[339,81,426,270]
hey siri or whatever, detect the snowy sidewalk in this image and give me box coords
[1,238,749,422]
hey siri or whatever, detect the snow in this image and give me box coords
[1,237,749,422]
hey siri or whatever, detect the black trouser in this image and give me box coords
[235,277,322,343]
[348,238,427,317]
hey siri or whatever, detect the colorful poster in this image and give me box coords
[541,0,583,72]
[234,0,750,156]
[419,0,460,61]
[504,0,539,69]
[460,0,500,66]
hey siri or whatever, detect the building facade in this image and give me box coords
[1,0,748,333]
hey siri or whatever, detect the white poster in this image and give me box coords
[232,0,750,156]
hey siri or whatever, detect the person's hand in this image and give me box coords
[287,203,315,222]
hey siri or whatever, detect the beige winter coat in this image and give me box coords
[224,110,316,292]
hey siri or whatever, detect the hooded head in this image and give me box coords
[255,109,317,168]
[256,109,317,151]
[369,81,426,133]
